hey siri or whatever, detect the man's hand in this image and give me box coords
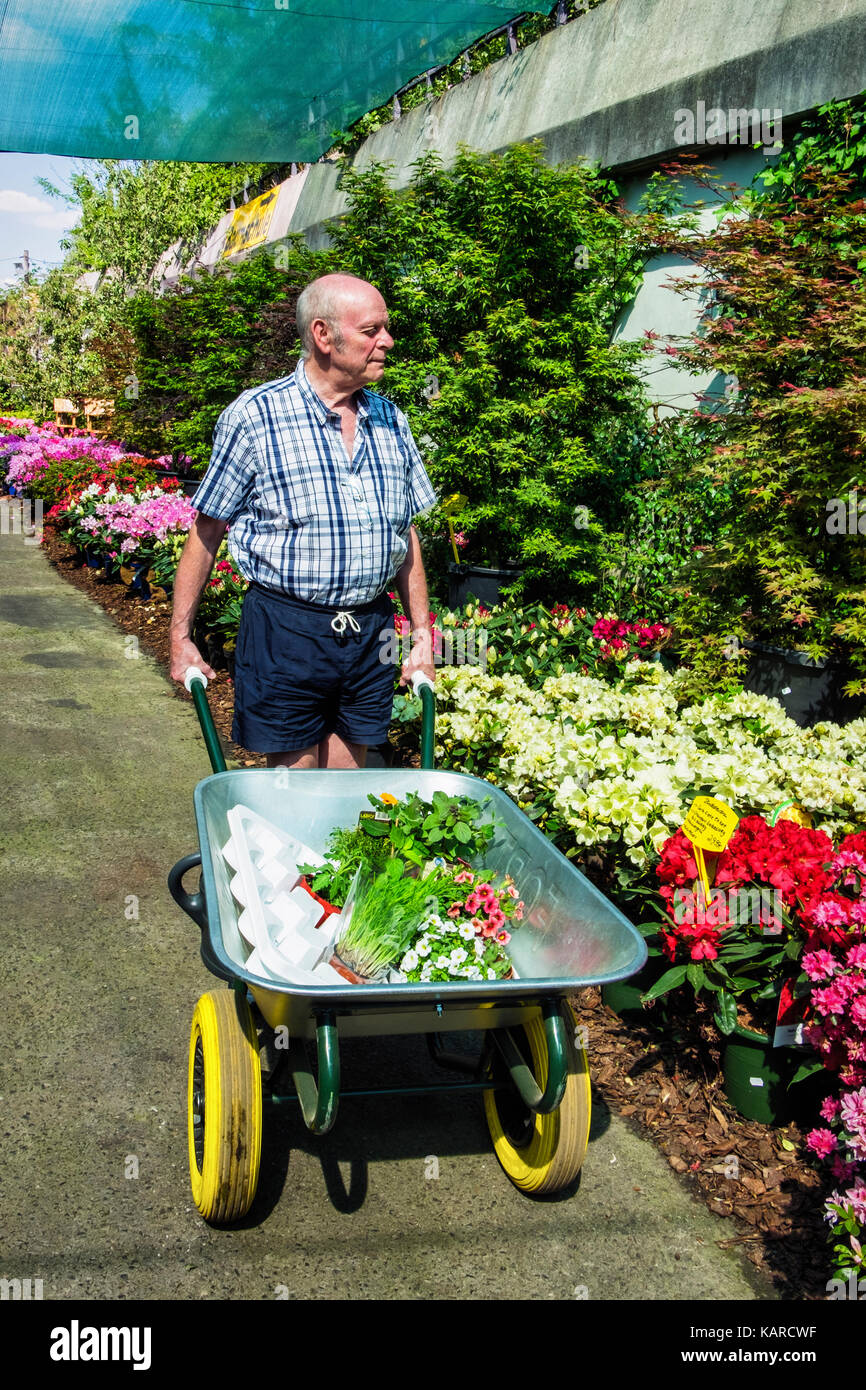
[170,636,216,685]
[168,513,228,683]
[399,626,435,689]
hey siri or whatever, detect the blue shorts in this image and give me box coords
[231,583,397,753]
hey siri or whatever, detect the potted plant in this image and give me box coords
[642,815,840,1122]
[330,860,442,983]
[447,558,524,609]
[743,640,864,729]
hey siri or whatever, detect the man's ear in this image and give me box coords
[311,318,332,354]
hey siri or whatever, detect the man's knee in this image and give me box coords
[266,746,319,769]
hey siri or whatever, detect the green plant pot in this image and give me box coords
[602,960,660,1018]
[722,1024,796,1125]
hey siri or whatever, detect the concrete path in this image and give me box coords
[0,532,775,1300]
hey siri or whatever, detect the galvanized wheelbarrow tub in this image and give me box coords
[169,671,646,1223]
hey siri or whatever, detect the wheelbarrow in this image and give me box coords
[169,668,647,1223]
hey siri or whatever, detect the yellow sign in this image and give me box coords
[439,493,467,517]
[222,187,279,259]
[682,796,739,854]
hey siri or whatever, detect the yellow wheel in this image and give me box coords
[484,1000,591,1195]
[187,989,263,1223]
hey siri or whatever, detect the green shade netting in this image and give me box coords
[0,0,543,162]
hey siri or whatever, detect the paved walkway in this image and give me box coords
[0,534,775,1300]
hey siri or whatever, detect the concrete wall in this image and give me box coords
[288,0,866,244]
[158,0,866,407]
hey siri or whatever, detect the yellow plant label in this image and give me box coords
[681,796,739,853]
[439,493,467,517]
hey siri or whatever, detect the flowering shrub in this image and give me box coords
[400,911,514,983]
[78,487,197,561]
[39,457,174,513]
[796,844,866,1280]
[645,816,842,1032]
[196,556,248,642]
[424,663,866,872]
[3,426,127,493]
[429,599,671,685]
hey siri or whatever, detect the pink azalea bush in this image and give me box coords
[78,487,197,560]
[799,838,866,1280]
[3,426,127,491]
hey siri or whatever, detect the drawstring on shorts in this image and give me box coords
[330,609,362,637]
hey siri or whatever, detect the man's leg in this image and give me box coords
[318,732,367,768]
[266,746,319,769]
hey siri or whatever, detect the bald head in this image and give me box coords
[295,272,394,395]
[296,273,381,358]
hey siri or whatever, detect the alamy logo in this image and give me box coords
[49,1321,152,1371]
[0,1276,43,1300]
[674,102,782,149]
[826,491,866,535]
[0,496,43,544]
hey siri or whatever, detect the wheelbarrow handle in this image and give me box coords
[184,666,227,774]
[410,670,435,770]
[168,852,208,930]
[184,664,432,773]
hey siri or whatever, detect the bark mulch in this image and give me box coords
[574,987,830,1301]
[40,529,832,1301]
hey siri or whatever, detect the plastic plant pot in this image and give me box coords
[602,960,661,1017]
[722,1022,795,1125]
[446,562,523,609]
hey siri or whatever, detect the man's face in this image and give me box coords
[328,289,394,387]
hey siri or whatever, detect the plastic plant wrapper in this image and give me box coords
[334,860,437,981]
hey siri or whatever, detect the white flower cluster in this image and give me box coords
[432,663,866,868]
[401,913,506,983]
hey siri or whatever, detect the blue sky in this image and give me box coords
[0,152,83,287]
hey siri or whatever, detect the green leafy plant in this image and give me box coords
[334,860,441,978]
[299,790,497,908]
[369,789,496,866]
[654,95,866,696]
[300,822,395,909]
[325,140,668,602]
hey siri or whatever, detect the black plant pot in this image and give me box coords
[447,561,523,609]
[182,479,202,499]
[744,641,865,727]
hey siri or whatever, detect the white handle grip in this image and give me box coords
[410,670,435,694]
[184,666,208,692]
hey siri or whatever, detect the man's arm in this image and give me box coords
[169,513,229,682]
[395,524,435,687]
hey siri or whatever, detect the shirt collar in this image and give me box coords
[295,356,371,424]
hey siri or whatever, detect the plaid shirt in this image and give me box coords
[192,357,438,607]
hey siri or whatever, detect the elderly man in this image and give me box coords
[169,272,438,768]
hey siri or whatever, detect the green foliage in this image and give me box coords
[335,861,437,978]
[655,96,866,695]
[301,823,395,910]
[595,413,732,619]
[0,158,280,419]
[41,160,277,291]
[111,246,321,464]
[327,141,659,600]
[299,789,496,909]
[379,788,496,865]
